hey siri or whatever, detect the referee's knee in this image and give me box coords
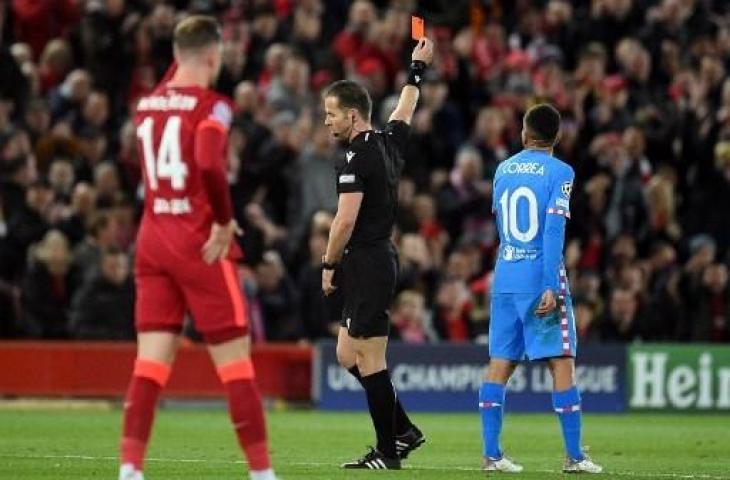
[336,343,356,369]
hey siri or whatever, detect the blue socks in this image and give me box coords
[479,382,584,461]
[552,386,584,461]
[479,382,506,459]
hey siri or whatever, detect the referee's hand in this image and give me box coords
[322,268,337,296]
[412,37,434,65]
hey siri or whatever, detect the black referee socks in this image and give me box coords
[361,369,398,459]
[347,366,414,436]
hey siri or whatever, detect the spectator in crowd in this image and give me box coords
[254,250,302,342]
[72,210,119,282]
[471,106,513,179]
[433,264,477,343]
[56,181,96,245]
[413,193,449,270]
[292,123,338,243]
[679,234,717,301]
[24,98,53,146]
[48,69,92,122]
[69,247,134,340]
[598,287,646,342]
[684,263,730,342]
[20,229,77,338]
[93,162,122,206]
[0,195,22,336]
[249,111,300,226]
[266,54,312,115]
[574,296,601,343]
[7,178,54,259]
[437,146,492,242]
[298,216,341,341]
[397,233,439,301]
[390,290,436,344]
[47,157,75,202]
[0,152,36,226]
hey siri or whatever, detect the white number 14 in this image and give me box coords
[136,116,188,191]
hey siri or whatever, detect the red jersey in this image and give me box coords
[134,84,240,260]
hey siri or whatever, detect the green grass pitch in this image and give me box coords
[0,408,728,479]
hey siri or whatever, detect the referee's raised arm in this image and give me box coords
[388,38,434,125]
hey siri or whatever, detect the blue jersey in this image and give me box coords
[492,149,574,294]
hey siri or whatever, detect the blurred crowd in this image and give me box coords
[1,0,729,345]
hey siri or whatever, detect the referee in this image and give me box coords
[321,38,433,470]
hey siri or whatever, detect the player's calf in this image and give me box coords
[216,358,275,479]
[120,358,171,473]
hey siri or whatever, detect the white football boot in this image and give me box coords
[119,463,144,480]
[482,455,524,473]
[249,469,280,480]
[563,454,603,473]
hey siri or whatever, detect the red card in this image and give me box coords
[411,16,424,40]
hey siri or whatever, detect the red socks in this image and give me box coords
[120,357,270,473]
[217,359,271,471]
[120,359,171,470]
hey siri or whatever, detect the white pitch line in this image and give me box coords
[0,454,728,479]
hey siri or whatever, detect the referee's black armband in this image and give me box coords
[406,60,427,88]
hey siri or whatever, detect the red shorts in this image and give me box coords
[134,241,248,344]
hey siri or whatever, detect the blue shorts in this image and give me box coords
[489,293,577,361]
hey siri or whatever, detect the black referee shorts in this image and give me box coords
[338,242,398,338]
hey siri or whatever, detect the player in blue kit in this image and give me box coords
[479,104,602,474]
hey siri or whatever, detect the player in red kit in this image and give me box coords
[119,16,278,480]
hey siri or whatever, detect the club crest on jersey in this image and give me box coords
[345,151,355,163]
[561,181,573,198]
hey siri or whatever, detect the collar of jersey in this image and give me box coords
[350,129,374,145]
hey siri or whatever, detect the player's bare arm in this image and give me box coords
[388,38,434,125]
[322,192,363,295]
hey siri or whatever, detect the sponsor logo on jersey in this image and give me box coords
[153,197,192,215]
[345,151,356,163]
[501,162,545,176]
[339,174,356,184]
[561,181,573,198]
[501,245,538,261]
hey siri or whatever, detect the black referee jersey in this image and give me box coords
[334,120,410,245]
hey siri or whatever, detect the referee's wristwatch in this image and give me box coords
[321,256,337,270]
